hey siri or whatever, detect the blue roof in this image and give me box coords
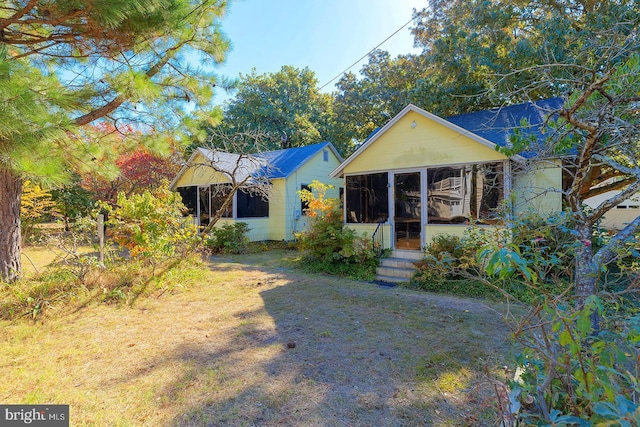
[446,97,564,158]
[256,141,337,179]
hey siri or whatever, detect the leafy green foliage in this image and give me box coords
[101,185,199,264]
[410,0,640,116]
[1,0,230,282]
[205,222,251,255]
[510,299,640,425]
[434,210,640,425]
[50,175,95,230]
[332,50,427,149]
[0,55,75,185]
[220,66,338,152]
[296,182,380,281]
[411,208,640,306]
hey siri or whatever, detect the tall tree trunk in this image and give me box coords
[0,167,22,283]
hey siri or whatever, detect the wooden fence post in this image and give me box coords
[97,214,105,266]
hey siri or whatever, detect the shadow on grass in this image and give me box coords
[149,255,514,426]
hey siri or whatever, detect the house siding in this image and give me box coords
[513,159,563,216]
[200,217,271,242]
[586,189,640,230]
[239,218,270,241]
[343,111,507,176]
[335,103,572,251]
[268,180,287,240]
[342,110,510,249]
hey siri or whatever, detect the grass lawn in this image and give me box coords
[1,250,519,426]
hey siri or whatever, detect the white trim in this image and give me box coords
[504,160,513,219]
[196,185,201,226]
[343,161,510,237]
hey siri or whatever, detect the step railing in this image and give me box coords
[371,218,385,257]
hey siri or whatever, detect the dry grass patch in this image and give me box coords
[1,250,520,426]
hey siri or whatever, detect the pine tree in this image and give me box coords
[0,0,230,282]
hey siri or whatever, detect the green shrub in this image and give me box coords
[410,211,581,302]
[100,184,200,265]
[205,222,250,254]
[464,212,640,425]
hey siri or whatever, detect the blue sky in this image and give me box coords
[211,0,426,104]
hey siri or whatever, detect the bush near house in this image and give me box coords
[411,210,637,303]
[296,181,380,281]
[101,184,200,266]
[204,222,251,254]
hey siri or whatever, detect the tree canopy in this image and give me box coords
[0,0,230,282]
[332,50,426,145]
[219,66,339,152]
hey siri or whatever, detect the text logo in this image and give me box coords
[1,405,69,426]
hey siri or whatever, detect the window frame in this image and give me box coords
[300,184,311,215]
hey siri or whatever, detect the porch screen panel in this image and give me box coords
[345,172,389,223]
[177,186,197,215]
[237,189,269,218]
[198,185,212,226]
[426,162,503,224]
[210,184,233,218]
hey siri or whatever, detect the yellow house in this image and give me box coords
[170,142,343,241]
[330,101,565,254]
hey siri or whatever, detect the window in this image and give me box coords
[210,184,233,218]
[300,184,311,214]
[177,186,197,216]
[345,172,389,223]
[323,150,329,161]
[194,184,234,226]
[237,188,269,218]
[198,185,212,226]
[427,162,504,224]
